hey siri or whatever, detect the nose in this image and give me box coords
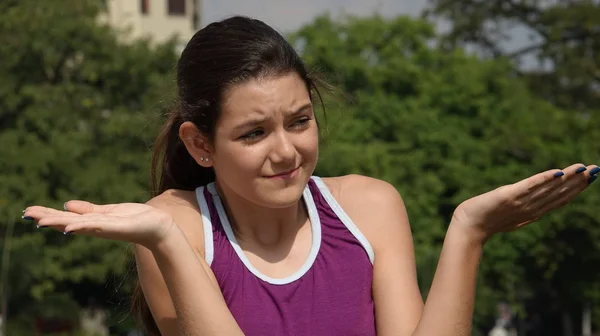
[269,130,297,164]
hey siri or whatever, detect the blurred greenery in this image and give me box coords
[0,0,598,335]
[424,0,600,112]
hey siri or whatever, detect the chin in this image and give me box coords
[262,191,304,209]
[256,173,311,208]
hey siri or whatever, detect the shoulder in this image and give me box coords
[146,188,199,210]
[145,188,207,257]
[320,174,406,214]
[321,174,402,199]
[319,174,411,253]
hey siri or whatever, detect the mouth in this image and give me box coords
[265,166,300,179]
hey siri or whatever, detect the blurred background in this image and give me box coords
[0,0,599,335]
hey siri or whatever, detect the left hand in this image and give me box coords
[451,163,598,243]
[22,200,176,248]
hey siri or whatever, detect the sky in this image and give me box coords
[201,0,429,33]
[200,0,538,69]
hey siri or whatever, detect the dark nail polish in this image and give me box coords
[22,216,34,220]
[36,225,48,229]
[63,231,71,235]
[588,175,598,185]
[554,171,565,178]
[576,166,587,174]
[589,167,600,175]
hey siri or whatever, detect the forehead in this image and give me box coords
[219,73,311,121]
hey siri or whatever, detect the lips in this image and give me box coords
[266,166,299,178]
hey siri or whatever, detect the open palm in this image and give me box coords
[452,163,598,241]
[23,200,175,247]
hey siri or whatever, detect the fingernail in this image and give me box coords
[63,202,68,211]
[576,166,587,174]
[554,171,565,178]
[22,216,34,220]
[589,175,598,185]
[63,231,71,235]
[36,225,47,229]
[589,167,600,175]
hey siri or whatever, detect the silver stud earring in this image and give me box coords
[200,157,209,162]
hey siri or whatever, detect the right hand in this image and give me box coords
[451,163,598,243]
[23,200,177,248]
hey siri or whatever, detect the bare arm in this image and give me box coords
[410,224,482,335]
[338,164,592,336]
[336,176,484,336]
[330,175,423,335]
[412,163,594,335]
[137,195,244,336]
[146,228,244,336]
[25,195,245,336]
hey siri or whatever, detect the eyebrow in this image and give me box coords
[232,103,313,132]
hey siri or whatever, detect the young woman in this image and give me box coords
[23,16,598,336]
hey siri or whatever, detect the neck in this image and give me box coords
[213,181,308,247]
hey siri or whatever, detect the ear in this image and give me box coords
[179,121,214,167]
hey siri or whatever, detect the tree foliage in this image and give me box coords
[0,0,177,333]
[293,14,600,334]
[1,1,599,335]
[424,0,600,111]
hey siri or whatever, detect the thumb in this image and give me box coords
[64,200,116,214]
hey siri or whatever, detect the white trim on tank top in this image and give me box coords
[194,176,375,283]
[309,176,375,264]
[205,181,322,285]
[195,186,215,266]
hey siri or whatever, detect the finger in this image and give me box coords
[511,168,566,203]
[23,206,79,221]
[553,164,598,193]
[37,213,109,234]
[529,163,590,200]
[41,213,136,237]
[513,168,565,194]
[561,163,595,181]
[532,181,590,218]
[584,165,599,182]
[515,163,595,201]
[524,163,593,207]
[529,164,597,215]
[62,216,136,241]
[36,215,80,229]
[64,200,117,215]
[62,223,111,238]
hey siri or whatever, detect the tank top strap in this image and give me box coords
[195,177,375,267]
[307,176,375,264]
[194,183,229,266]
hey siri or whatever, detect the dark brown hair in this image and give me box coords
[130,16,329,335]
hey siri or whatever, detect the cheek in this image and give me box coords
[300,125,320,156]
[213,142,265,174]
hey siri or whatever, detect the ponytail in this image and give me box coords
[131,105,215,336]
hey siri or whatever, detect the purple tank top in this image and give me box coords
[195,176,376,335]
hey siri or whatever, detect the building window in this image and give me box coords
[140,0,149,14]
[168,0,186,15]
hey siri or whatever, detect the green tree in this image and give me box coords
[293,14,600,335]
[0,0,177,333]
[423,0,600,111]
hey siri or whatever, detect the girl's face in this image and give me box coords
[211,72,319,208]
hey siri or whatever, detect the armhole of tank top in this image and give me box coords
[311,176,375,264]
[195,186,214,266]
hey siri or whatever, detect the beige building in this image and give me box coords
[101,0,201,50]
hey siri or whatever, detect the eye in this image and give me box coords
[291,117,312,128]
[240,129,264,141]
